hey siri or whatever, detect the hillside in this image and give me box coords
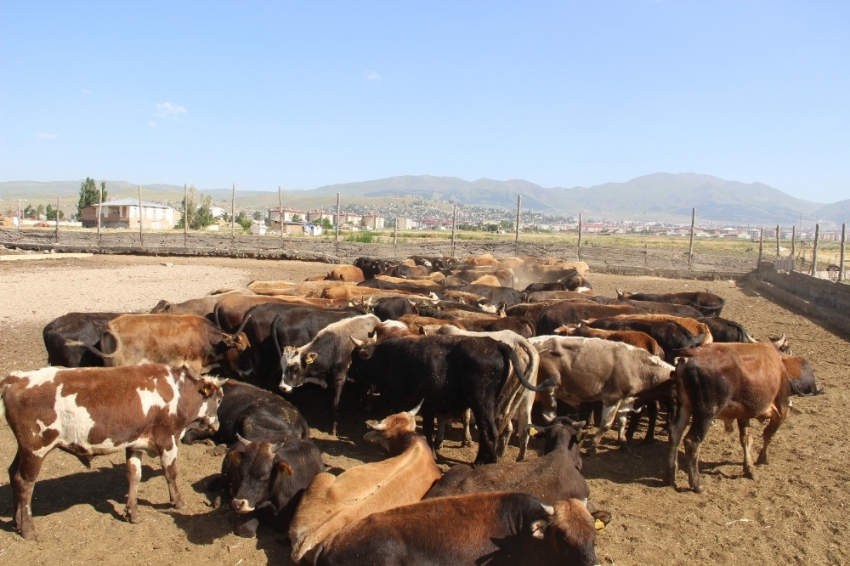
[0,173,832,225]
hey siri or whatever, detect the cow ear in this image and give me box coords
[200,383,216,397]
[530,519,549,539]
[527,426,540,438]
[575,430,587,443]
[358,348,371,360]
[306,352,318,365]
[227,451,242,466]
[276,460,293,478]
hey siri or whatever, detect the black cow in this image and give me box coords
[587,316,706,363]
[458,284,523,306]
[617,289,725,317]
[353,257,390,279]
[537,303,640,335]
[222,437,323,537]
[523,282,568,293]
[348,335,552,465]
[313,493,599,566]
[370,296,417,321]
[240,303,360,389]
[697,316,756,343]
[42,312,122,367]
[181,379,309,445]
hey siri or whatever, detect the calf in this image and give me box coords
[0,365,222,540]
[181,379,309,445]
[280,314,381,434]
[313,493,599,566]
[222,437,323,538]
[42,312,121,367]
[667,341,823,492]
[289,404,441,564]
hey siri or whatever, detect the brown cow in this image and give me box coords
[0,365,222,540]
[79,314,249,377]
[556,325,665,358]
[667,341,822,492]
[326,265,365,283]
[289,403,441,564]
[150,289,251,320]
[321,286,423,301]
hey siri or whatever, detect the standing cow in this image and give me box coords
[0,365,222,540]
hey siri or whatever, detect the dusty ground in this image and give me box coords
[0,254,847,565]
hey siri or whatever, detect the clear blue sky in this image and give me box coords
[1,1,848,202]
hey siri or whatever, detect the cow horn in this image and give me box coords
[350,336,364,347]
[772,334,787,348]
[366,420,388,431]
[540,503,555,516]
[616,288,624,299]
[268,442,283,455]
[235,433,249,445]
[408,399,425,417]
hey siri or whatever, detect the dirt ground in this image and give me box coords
[0,254,847,565]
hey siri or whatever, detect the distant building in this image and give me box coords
[269,207,306,230]
[80,199,177,230]
[307,210,334,223]
[333,212,362,226]
[361,214,385,229]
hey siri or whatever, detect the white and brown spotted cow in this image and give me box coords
[0,364,222,540]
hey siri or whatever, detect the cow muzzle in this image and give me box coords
[231,498,255,514]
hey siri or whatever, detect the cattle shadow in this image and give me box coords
[0,462,161,532]
[579,438,670,488]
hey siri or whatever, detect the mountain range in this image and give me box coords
[0,173,844,226]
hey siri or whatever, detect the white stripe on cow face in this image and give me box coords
[34,384,96,458]
[18,367,61,389]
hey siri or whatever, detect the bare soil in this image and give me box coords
[0,254,847,565]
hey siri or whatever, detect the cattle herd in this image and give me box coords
[0,253,825,565]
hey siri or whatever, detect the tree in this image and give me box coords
[252,211,263,221]
[292,214,302,223]
[177,186,214,230]
[23,204,36,219]
[77,177,105,217]
[36,204,45,219]
[235,211,253,233]
[46,204,64,220]
[320,217,333,230]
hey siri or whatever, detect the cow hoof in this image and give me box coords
[125,510,141,524]
[691,484,703,494]
[744,469,756,480]
[211,496,222,510]
[462,441,472,448]
[233,518,259,538]
[172,499,187,510]
[586,447,597,458]
[756,455,768,466]
[20,528,38,541]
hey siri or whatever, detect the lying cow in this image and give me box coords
[616,288,725,317]
[222,436,323,538]
[279,314,381,435]
[0,365,222,540]
[289,403,441,564]
[182,379,309,445]
[531,336,675,456]
[667,341,823,493]
[42,312,122,367]
[72,313,249,377]
[312,493,599,566]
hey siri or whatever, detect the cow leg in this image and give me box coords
[434,416,447,451]
[587,401,621,457]
[125,449,144,523]
[159,439,185,510]
[682,413,712,493]
[422,406,436,456]
[540,390,557,423]
[330,373,346,437]
[644,402,659,443]
[666,404,691,488]
[737,418,756,479]
[514,399,532,462]
[496,420,513,461]
[462,409,473,447]
[10,450,43,540]
[756,403,788,466]
[473,410,499,466]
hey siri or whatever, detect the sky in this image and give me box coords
[1,1,848,203]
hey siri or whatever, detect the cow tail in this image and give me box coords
[270,314,282,357]
[0,378,9,421]
[64,338,113,359]
[510,342,555,392]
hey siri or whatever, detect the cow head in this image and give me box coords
[770,334,792,355]
[347,336,379,384]
[279,347,323,393]
[193,376,224,434]
[225,436,294,516]
[219,331,251,377]
[542,499,599,566]
[528,417,586,469]
[364,401,423,455]
[615,288,632,300]
[782,355,825,396]
[150,300,172,314]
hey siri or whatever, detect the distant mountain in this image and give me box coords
[812,200,850,226]
[0,173,833,225]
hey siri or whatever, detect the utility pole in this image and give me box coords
[757,227,764,271]
[811,223,820,276]
[687,208,696,270]
[393,217,398,258]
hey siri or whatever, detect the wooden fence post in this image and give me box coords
[138,184,144,248]
[839,223,846,283]
[451,204,457,259]
[393,217,398,258]
[278,186,284,248]
[791,225,797,269]
[687,208,695,269]
[757,227,764,271]
[514,195,521,257]
[17,199,21,235]
[183,183,188,248]
[811,223,820,276]
[97,182,103,241]
[577,213,583,260]
[55,197,60,242]
[231,183,236,240]
[335,192,341,256]
[775,224,780,257]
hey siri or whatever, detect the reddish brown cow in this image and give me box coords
[0,365,222,540]
[667,341,822,492]
[556,325,665,358]
[326,265,365,283]
[80,314,248,377]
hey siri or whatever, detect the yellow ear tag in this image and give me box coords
[594,519,605,531]
[528,428,539,437]
[576,431,586,442]
[306,358,314,365]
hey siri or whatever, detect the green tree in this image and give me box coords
[320,217,333,230]
[23,204,36,219]
[46,204,64,220]
[252,211,263,221]
[77,177,105,217]
[177,186,215,230]
[36,204,45,218]
[292,213,303,223]
[235,211,253,233]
